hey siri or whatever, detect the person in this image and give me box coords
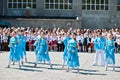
[66,33,80,73]
[105,34,116,71]
[34,32,52,68]
[92,32,106,66]
[34,31,41,63]
[62,32,71,68]
[7,31,22,68]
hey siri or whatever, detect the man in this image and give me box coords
[92,32,106,66]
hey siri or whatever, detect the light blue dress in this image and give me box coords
[67,39,80,67]
[94,37,106,50]
[16,35,24,59]
[34,35,41,56]
[63,37,71,61]
[21,35,26,57]
[9,37,20,62]
[36,38,50,62]
[105,39,115,64]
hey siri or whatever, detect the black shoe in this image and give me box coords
[19,65,21,69]
[34,64,37,67]
[50,64,53,69]
[22,62,23,65]
[12,62,15,65]
[7,65,10,68]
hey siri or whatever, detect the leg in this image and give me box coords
[62,60,65,68]
[18,60,22,68]
[101,50,105,66]
[113,64,115,71]
[48,61,52,68]
[7,59,11,68]
[66,66,70,72]
[92,50,99,66]
[105,62,108,71]
[77,66,80,73]
[34,57,38,67]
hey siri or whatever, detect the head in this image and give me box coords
[41,32,46,38]
[71,33,76,39]
[12,31,17,37]
[21,29,24,35]
[98,32,102,38]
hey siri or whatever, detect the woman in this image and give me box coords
[105,34,115,71]
[66,33,80,73]
[7,31,21,68]
[62,32,71,68]
[34,32,52,68]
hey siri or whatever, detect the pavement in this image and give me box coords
[0,51,120,80]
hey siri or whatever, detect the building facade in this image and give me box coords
[0,0,120,28]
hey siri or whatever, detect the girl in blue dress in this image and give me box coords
[34,32,52,68]
[66,33,80,73]
[105,34,115,71]
[7,31,22,68]
[62,32,71,68]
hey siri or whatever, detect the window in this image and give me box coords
[44,0,72,10]
[117,0,120,10]
[82,0,109,10]
[8,0,36,9]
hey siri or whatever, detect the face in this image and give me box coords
[71,34,76,39]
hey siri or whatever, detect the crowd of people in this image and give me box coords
[0,27,119,72]
[0,27,120,53]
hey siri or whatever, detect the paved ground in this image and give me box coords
[0,52,120,80]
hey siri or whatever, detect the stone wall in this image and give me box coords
[0,18,81,29]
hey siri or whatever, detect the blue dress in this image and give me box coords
[63,37,71,61]
[36,38,51,62]
[94,37,106,50]
[9,37,21,62]
[67,39,80,67]
[21,35,26,57]
[16,35,24,59]
[105,39,115,64]
[34,35,41,56]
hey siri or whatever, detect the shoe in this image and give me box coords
[113,67,115,71]
[105,67,108,71]
[50,64,53,69]
[22,62,23,65]
[77,69,79,73]
[19,65,21,69]
[12,62,15,65]
[7,65,10,68]
[92,63,97,66]
[34,63,37,67]
[62,65,64,68]
[66,68,69,72]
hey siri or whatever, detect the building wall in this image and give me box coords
[0,0,120,28]
[0,0,3,16]
[1,18,81,28]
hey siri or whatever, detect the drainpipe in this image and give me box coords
[3,0,4,16]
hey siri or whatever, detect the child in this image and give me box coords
[34,32,52,68]
[62,32,71,68]
[105,34,116,71]
[7,31,21,68]
[66,33,80,73]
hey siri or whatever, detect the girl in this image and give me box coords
[62,32,71,68]
[7,31,21,68]
[66,33,80,73]
[34,32,52,68]
[105,34,115,71]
